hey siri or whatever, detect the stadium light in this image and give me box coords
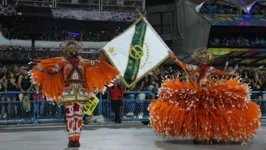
[246,0,259,14]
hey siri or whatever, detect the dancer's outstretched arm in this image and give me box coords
[34,60,67,74]
[168,51,197,73]
[213,68,229,76]
[211,66,237,77]
[82,52,105,68]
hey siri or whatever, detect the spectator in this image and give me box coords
[209,36,266,48]
[32,84,45,117]
[18,66,33,119]
[12,65,21,104]
[124,85,136,117]
[1,24,123,42]
[251,3,266,15]
[200,2,242,15]
[132,78,146,118]
[108,80,124,124]
[145,72,159,100]
[5,71,19,118]
[0,67,8,119]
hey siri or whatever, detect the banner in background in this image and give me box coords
[204,15,266,26]
[84,96,99,115]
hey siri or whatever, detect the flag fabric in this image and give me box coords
[103,17,170,87]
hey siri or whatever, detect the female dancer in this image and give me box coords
[148,48,261,144]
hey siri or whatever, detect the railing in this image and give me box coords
[9,0,53,7]
[8,0,100,9]
[0,91,153,124]
[0,90,265,124]
[7,0,144,11]
[101,0,143,11]
[0,91,63,124]
[56,0,101,10]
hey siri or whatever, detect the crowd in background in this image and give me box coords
[0,51,62,62]
[200,2,266,15]
[0,59,265,122]
[209,37,266,47]
[22,0,125,5]
[200,3,243,15]
[0,64,52,120]
[0,50,99,62]
[1,25,122,42]
[57,0,124,5]
[251,4,266,15]
[9,0,140,11]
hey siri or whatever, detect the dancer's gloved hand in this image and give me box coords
[98,50,105,62]
[228,71,235,76]
[225,61,229,67]
[255,72,259,80]
[258,65,264,69]
[168,51,177,61]
[234,64,239,71]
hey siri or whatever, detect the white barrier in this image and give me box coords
[0,32,10,46]
[0,32,108,49]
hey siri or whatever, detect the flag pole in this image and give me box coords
[136,8,197,88]
[137,8,196,87]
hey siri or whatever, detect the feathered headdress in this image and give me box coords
[59,41,83,52]
[192,48,215,62]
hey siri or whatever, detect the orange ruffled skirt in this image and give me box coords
[148,78,261,142]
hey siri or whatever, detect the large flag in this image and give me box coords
[103,17,170,87]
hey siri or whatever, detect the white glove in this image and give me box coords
[225,61,229,67]
[228,71,235,75]
[258,65,264,69]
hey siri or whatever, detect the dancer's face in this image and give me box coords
[9,72,14,78]
[67,44,78,57]
[22,68,27,75]
[114,81,119,86]
[199,56,208,64]
[2,68,7,74]
[70,50,78,57]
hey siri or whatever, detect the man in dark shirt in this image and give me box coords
[17,66,33,118]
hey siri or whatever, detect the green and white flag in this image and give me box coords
[103,17,170,87]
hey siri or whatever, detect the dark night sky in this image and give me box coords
[146,0,175,6]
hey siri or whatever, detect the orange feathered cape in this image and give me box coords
[30,56,119,104]
[148,78,261,142]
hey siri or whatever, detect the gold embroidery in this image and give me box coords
[129,44,144,60]
[108,47,115,54]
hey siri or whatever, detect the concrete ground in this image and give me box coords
[0,125,265,150]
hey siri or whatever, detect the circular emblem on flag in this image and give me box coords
[129,45,144,60]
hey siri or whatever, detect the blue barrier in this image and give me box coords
[0,90,265,124]
[251,91,266,94]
